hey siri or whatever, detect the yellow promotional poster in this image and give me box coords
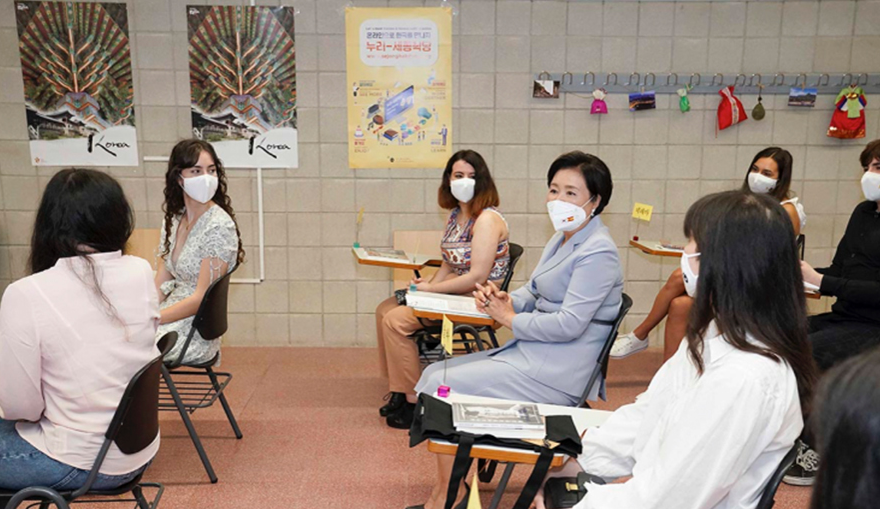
[441,314,454,355]
[632,202,654,222]
[345,7,452,168]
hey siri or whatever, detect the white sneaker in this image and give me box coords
[610,332,649,359]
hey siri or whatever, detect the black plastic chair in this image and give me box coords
[1,333,178,509]
[477,293,632,486]
[578,293,633,408]
[415,243,525,364]
[756,442,800,509]
[159,269,242,484]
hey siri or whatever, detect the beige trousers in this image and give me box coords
[375,296,429,395]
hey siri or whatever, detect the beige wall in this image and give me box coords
[0,0,877,347]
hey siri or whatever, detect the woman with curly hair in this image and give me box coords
[155,139,245,365]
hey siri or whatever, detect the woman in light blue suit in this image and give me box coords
[415,151,623,408]
[409,152,623,509]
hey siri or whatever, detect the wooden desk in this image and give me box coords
[629,239,684,258]
[352,247,441,271]
[426,393,611,509]
[806,291,821,300]
[412,308,496,327]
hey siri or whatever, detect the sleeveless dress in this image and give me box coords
[157,205,239,365]
[781,197,807,233]
[441,207,510,281]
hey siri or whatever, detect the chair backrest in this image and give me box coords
[756,443,800,509]
[579,293,633,407]
[72,332,178,498]
[796,234,805,261]
[499,243,524,292]
[192,268,236,341]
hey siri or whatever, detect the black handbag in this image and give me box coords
[409,394,583,509]
[543,471,606,509]
[394,288,408,305]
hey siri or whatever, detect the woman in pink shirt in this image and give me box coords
[0,169,160,493]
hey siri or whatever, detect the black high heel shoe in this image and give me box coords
[404,483,471,509]
[386,402,416,429]
[380,392,407,417]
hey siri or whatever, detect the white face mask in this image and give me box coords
[861,171,880,202]
[747,172,777,194]
[181,173,219,204]
[680,251,701,298]
[450,177,476,203]
[546,197,594,232]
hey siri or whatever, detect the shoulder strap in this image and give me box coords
[444,435,475,509]
[511,448,555,509]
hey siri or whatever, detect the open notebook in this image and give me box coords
[405,291,491,319]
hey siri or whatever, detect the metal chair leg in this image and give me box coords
[5,488,69,509]
[478,459,497,483]
[161,365,219,483]
[487,329,500,349]
[132,485,150,509]
[487,463,516,509]
[206,367,243,439]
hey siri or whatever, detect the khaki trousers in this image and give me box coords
[375,296,428,395]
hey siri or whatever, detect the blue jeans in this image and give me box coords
[0,419,144,493]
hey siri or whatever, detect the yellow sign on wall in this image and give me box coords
[632,203,654,222]
[345,7,453,168]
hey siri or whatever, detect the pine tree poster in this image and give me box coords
[188,5,298,168]
[15,1,139,166]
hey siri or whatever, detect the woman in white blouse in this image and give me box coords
[535,190,817,509]
[0,169,159,494]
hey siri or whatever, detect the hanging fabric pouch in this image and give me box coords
[717,86,748,133]
[752,85,766,120]
[590,88,608,114]
[677,87,690,113]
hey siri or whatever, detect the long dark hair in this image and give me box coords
[810,346,880,509]
[160,139,244,265]
[741,146,794,201]
[29,168,133,321]
[682,191,817,413]
[438,149,499,216]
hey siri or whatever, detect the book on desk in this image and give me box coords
[405,291,491,320]
[452,401,546,440]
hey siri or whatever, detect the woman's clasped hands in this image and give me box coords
[474,281,515,329]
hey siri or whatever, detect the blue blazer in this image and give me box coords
[489,216,623,401]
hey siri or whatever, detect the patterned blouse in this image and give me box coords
[157,205,239,365]
[441,207,510,281]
